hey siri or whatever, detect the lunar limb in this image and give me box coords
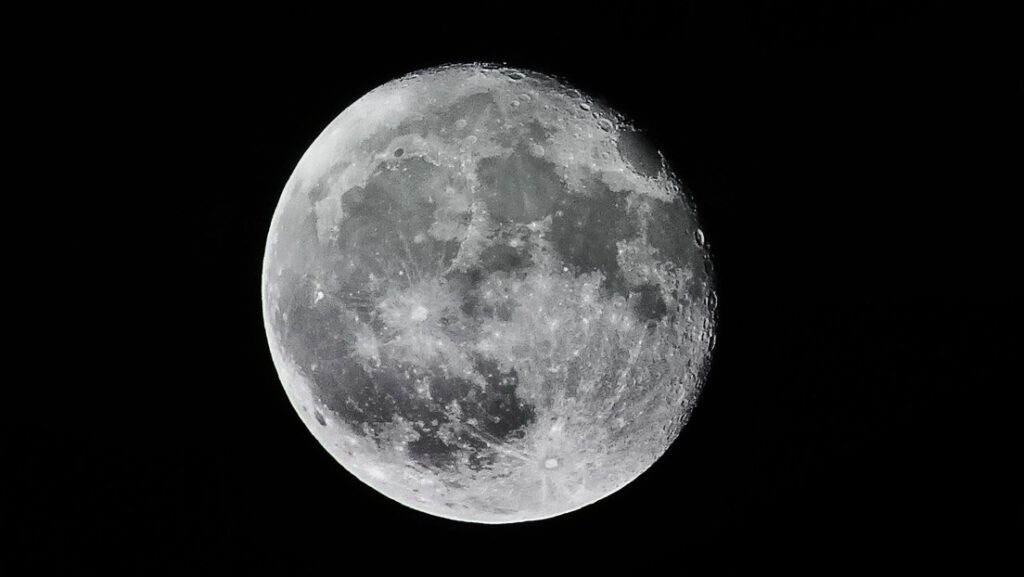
[262,64,716,523]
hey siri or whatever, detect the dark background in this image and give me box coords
[13,2,1018,571]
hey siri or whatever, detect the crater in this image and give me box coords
[616,129,663,177]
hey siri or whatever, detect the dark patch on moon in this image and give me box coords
[525,119,553,144]
[446,268,485,317]
[307,178,328,203]
[334,158,462,285]
[314,410,326,426]
[632,283,668,322]
[493,300,515,322]
[477,244,532,274]
[406,428,466,471]
[423,358,535,442]
[470,358,535,440]
[414,357,536,472]
[643,196,707,303]
[343,158,443,237]
[411,359,536,471]
[447,267,520,322]
[438,92,496,131]
[645,196,695,261]
[305,334,537,472]
[312,357,385,435]
[550,175,635,297]
[444,240,531,323]
[617,129,663,177]
[274,274,348,368]
[476,147,563,223]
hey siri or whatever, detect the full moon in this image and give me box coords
[262,64,716,523]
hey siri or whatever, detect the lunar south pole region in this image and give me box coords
[262,64,717,523]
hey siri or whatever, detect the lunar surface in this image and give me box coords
[262,64,716,523]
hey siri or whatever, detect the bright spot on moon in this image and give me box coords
[262,63,716,523]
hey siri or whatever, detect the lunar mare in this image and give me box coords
[262,64,716,523]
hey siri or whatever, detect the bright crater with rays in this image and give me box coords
[262,64,716,523]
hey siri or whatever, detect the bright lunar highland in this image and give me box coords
[262,64,716,523]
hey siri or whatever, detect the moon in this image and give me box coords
[262,64,716,523]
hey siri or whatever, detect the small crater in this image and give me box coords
[394,148,404,157]
[314,410,326,426]
[544,457,560,469]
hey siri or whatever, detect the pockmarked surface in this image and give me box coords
[263,64,716,523]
